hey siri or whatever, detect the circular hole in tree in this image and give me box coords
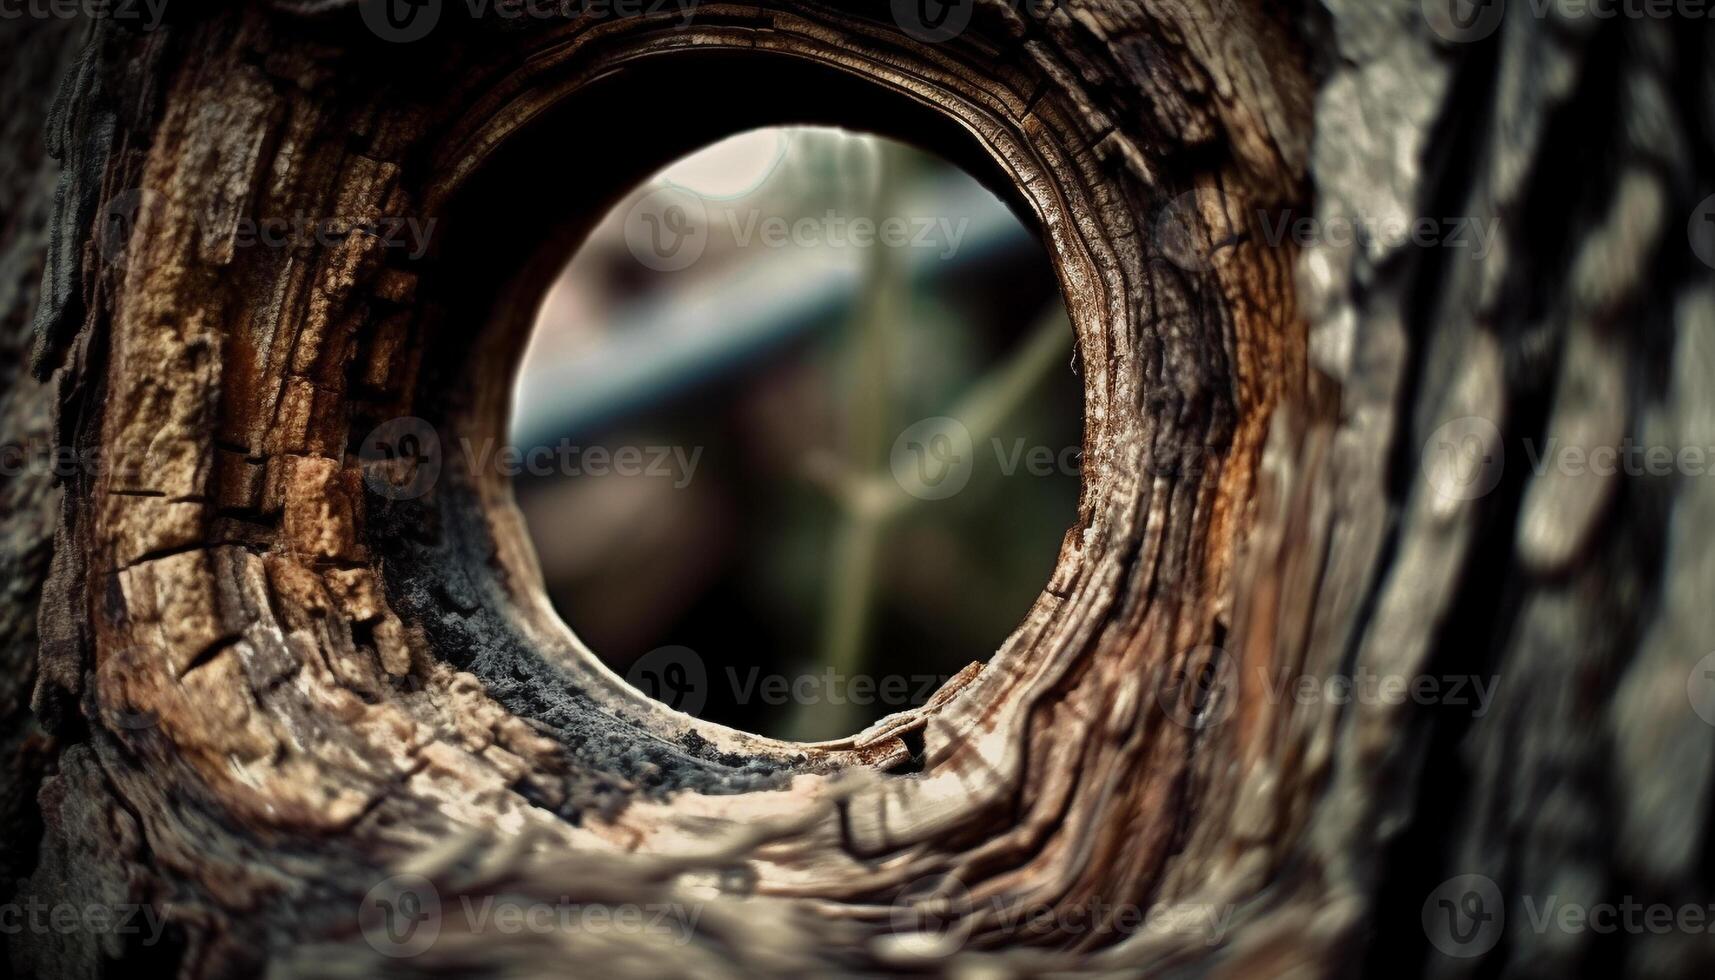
[512,127,1079,742]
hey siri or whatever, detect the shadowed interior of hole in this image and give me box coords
[511,125,1080,742]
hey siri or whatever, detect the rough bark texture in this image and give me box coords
[0,1,1711,977]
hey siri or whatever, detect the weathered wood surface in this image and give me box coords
[0,1,1711,977]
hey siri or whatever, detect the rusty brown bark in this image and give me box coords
[1,2,1712,978]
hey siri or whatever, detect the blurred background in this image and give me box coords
[512,127,1080,741]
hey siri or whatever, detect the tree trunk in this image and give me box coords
[2,1,1711,977]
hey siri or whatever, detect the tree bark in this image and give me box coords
[1,1,1712,977]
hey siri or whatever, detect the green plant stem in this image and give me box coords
[791,145,1073,742]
